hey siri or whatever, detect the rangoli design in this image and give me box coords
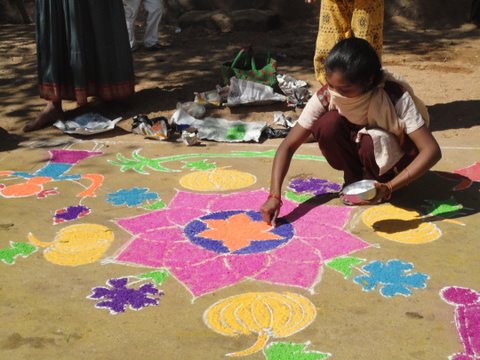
[0,241,37,265]
[110,149,326,174]
[181,160,217,171]
[53,205,91,224]
[0,149,103,199]
[179,168,257,192]
[113,189,369,297]
[440,286,480,360]
[362,204,442,244]
[28,223,114,266]
[88,277,164,315]
[353,259,429,297]
[454,162,480,180]
[285,177,341,203]
[106,187,159,207]
[203,292,317,357]
[264,342,331,360]
[435,163,480,191]
[325,256,366,279]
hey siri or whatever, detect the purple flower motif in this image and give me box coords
[53,205,91,224]
[288,178,341,196]
[88,277,163,314]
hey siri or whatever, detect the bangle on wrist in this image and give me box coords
[268,193,283,206]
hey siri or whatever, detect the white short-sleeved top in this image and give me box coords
[297,83,425,135]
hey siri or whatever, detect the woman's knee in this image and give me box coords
[357,134,375,161]
[311,110,347,142]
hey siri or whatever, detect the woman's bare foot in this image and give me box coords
[23,102,64,132]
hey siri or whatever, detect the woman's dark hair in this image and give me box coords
[324,38,382,92]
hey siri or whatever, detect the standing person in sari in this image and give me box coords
[306,0,384,85]
[24,0,135,132]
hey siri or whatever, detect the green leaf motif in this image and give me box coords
[109,151,175,174]
[182,160,217,171]
[326,256,365,279]
[136,270,170,285]
[0,242,37,265]
[141,200,166,211]
[264,342,331,360]
[423,197,463,218]
[109,149,326,174]
[284,190,314,203]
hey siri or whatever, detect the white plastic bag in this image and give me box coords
[54,113,121,135]
[226,78,286,106]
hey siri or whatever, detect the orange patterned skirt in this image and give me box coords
[313,0,384,84]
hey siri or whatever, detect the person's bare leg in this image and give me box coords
[23,101,64,132]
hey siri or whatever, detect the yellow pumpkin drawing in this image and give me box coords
[179,168,256,192]
[203,292,316,357]
[28,224,114,266]
[362,204,442,244]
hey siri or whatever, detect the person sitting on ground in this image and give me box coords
[24,0,135,132]
[260,38,442,226]
[123,0,165,51]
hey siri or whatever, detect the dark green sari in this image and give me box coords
[36,0,135,105]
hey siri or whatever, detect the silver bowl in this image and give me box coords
[341,180,377,204]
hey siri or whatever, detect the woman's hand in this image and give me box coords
[260,197,282,227]
[364,181,391,205]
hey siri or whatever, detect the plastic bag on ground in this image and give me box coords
[171,108,266,143]
[226,77,286,107]
[277,73,311,107]
[54,113,122,135]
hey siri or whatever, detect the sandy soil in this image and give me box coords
[0,15,480,360]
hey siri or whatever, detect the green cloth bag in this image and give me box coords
[221,47,278,87]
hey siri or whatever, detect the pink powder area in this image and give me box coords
[441,286,480,358]
[455,162,480,182]
[171,257,246,296]
[113,190,369,297]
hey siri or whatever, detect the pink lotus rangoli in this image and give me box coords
[113,190,369,297]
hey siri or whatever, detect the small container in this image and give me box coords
[341,180,377,205]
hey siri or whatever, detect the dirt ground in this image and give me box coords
[0,13,480,360]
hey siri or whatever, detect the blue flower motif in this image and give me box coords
[353,259,429,297]
[106,187,159,207]
[88,277,163,314]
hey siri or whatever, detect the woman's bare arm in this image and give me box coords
[372,125,442,202]
[260,124,311,225]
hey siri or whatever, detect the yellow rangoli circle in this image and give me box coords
[28,224,114,266]
[362,204,442,244]
[179,168,256,191]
